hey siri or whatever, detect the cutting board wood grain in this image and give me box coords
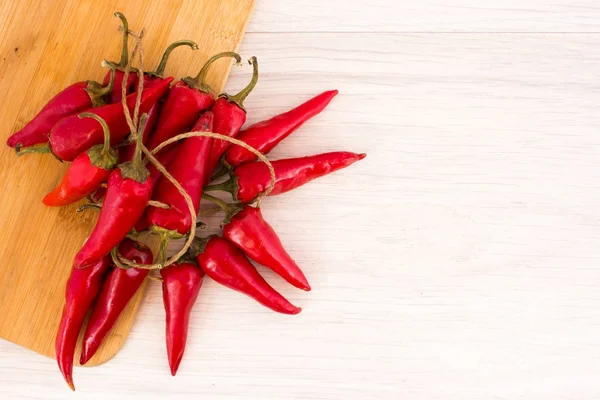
[0,0,255,366]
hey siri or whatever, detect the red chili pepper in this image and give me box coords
[48,77,172,162]
[161,261,204,376]
[79,238,153,365]
[147,112,214,248]
[191,235,301,315]
[55,256,111,391]
[73,120,168,267]
[7,73,114,149]
[43,114,118,206]
[204,56,259,182]
[101,12,137,103]
[221,204,311,291]
[206,151,366,203]
[147,52,241,151]
[223,90,338,168]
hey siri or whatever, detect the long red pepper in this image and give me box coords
[223,90,338,168]
[161,261,204,376]
[191,235,301,315]
[80,238,153,365]
[43,114,118,206]
[101,12,137,103]
[147,52,241,151]
[147,112,214,247]
[204,56,259,182]
[55,256,111,391]
[48,77,172,161]
[206,151,366,203]
[220,204,311,291]
[7,72,115,149]
[74,116,164,267]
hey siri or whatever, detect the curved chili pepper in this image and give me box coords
[161,261,204,376]
[101,12,137,103]
[48,76,172,162]
[55,256,111,391]
[73,120,169,267]
[43,114,118,206]
[191,235,301,315]
[147,112,214,257]
[146,51,240,151]
[223,90,338,168]
[80,238,153,365]
[203,57,258,183]
[221,204,310,291]
[7,73,115,149]
[206,151,366,203]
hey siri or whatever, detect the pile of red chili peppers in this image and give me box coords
[6,13,366,390]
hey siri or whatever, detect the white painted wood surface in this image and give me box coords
[2,1,600,399]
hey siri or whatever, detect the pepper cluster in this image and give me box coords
[6,13,365,390]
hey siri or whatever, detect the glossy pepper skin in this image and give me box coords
[74,164,160,267]
[7,79,112,148]
[147,112,214,235]
[55,256,111,391]
[223,205,310,291]
[147,52,241,151]
[80,239,153,365]
[224,90,338,168]
[50,77,172,162]
[161,261,204,376]
[204,57,259,182]
[43,113,118,206]
[221,151,366,203]
[193,235,301,315]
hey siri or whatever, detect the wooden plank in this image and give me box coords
[248,0,600,33]
[0,0,255,366]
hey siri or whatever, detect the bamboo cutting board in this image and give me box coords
[0,0,255,366]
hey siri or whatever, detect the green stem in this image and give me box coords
[85,67,115,107]
[189,235,216,257]
[182,51,242,93]
[114,12,129,68]
[77,203,103,213]
[201,193,234,214]
[119,113,150,182]
[78,113,111,155]
[221,56,258,111]
[15,143,50,155]
[151,40,199,77]
[203,179,234,194]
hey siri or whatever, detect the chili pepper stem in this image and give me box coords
[219,57,258,112]
[182,51,242,93]
[150,225,186,266]
[77,203,102,213]
[78,113,119,170]
[204,178,234,194]
[15,143,51,156]
[189,235,215,257]
[149,40,199,78]
[85,67,116,107]
[119,114,150,182]
[114,12,129,68]
[201,193,242,225]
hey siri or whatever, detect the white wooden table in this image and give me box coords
[3,1,600,399]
